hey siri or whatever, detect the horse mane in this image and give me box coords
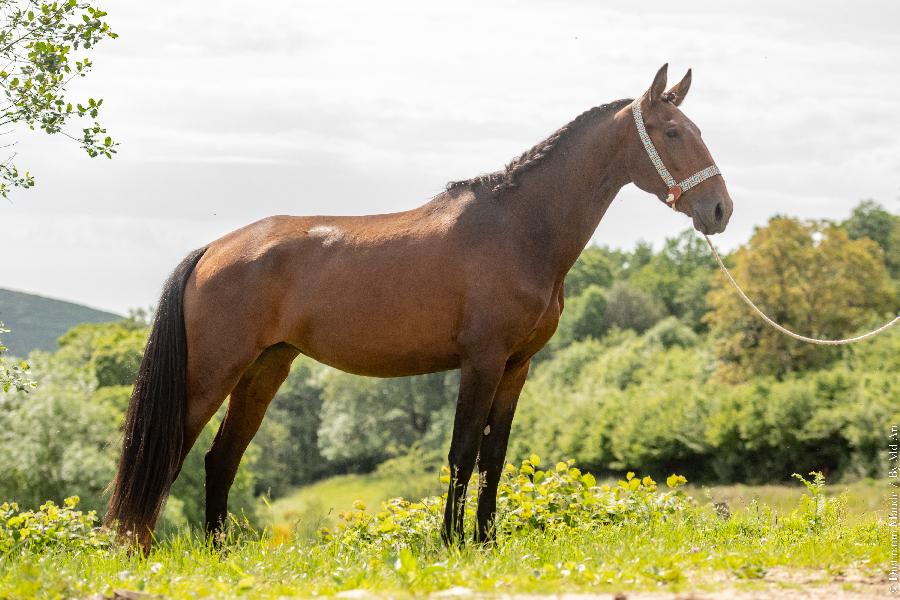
[445,98,632,196]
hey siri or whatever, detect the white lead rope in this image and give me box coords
[703,234,900,345]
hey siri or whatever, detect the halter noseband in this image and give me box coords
[631,98,721,209]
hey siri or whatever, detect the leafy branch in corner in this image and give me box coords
[0,0,117,198]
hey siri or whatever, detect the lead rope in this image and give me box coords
[703,234,900,345]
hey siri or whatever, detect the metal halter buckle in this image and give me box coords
[631,99,721,210]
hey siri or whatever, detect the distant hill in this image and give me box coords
[0,288,122,356]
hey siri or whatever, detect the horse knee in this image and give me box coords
[447,443,479,477]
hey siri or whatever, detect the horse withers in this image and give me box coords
[106,64,733,550]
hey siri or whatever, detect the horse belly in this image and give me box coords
[284,261,463,377]
[294,309,460,377]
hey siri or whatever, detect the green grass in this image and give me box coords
[262,470,441,536]
[689,478,888,519]
[1,517,886,598]
[0,462,892,599]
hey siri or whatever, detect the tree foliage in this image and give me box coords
[841,199,900,278]
[0,320,261,526]
[565,247,615,297]
[603,281,664,334]
[252,358,329,498]
[57,319,146,387]
[0,342,118,512]
[705,217,896,378]
[317,371,457,470]
[548,284,607,352]
[629,230,716,330]
[0,0,117,196]
[0,322,33,392]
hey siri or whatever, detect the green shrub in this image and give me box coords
[704,364,894,482]
[516,321,896,483]
[324,457,690,550]
[0,496,109,555]
[494,458,689,533]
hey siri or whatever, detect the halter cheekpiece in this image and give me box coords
[630,98,721,208]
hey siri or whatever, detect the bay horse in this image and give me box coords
[106,64,733,549]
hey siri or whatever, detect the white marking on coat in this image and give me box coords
[307,225,343,247]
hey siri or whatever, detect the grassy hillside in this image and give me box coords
[0,288,121,356]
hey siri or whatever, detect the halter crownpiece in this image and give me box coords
[631,99,721,209]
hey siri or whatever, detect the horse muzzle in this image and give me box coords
[692,191,733,235]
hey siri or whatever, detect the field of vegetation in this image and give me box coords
[0,460,892,598]
[0,201,897,598]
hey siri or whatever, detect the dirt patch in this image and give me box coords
[523,585,883,599]
[471,570,890,600]
[498,585,889,599]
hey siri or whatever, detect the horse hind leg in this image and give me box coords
[204,342,300,539]
[170,339,261,486]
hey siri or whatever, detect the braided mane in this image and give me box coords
[446,98,632,196]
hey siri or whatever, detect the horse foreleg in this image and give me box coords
[442,353,507,545]
[204,343,299,540]
[474,359,530,543]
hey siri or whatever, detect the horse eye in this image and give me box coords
[666,128,679,138]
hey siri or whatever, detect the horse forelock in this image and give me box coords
[446,98,633,197]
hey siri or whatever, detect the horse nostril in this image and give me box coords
[714,202,724,223]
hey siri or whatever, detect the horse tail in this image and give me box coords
[105,247,207,542]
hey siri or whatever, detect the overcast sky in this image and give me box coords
[2,0,899,314]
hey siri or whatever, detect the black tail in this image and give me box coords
[105,247,207,542]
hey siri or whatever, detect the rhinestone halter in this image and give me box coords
[631,98,721,209]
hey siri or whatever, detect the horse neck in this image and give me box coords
[505,106,632,280]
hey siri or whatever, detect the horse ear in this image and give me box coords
[666,69,692,106]
[648,63,668,104]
